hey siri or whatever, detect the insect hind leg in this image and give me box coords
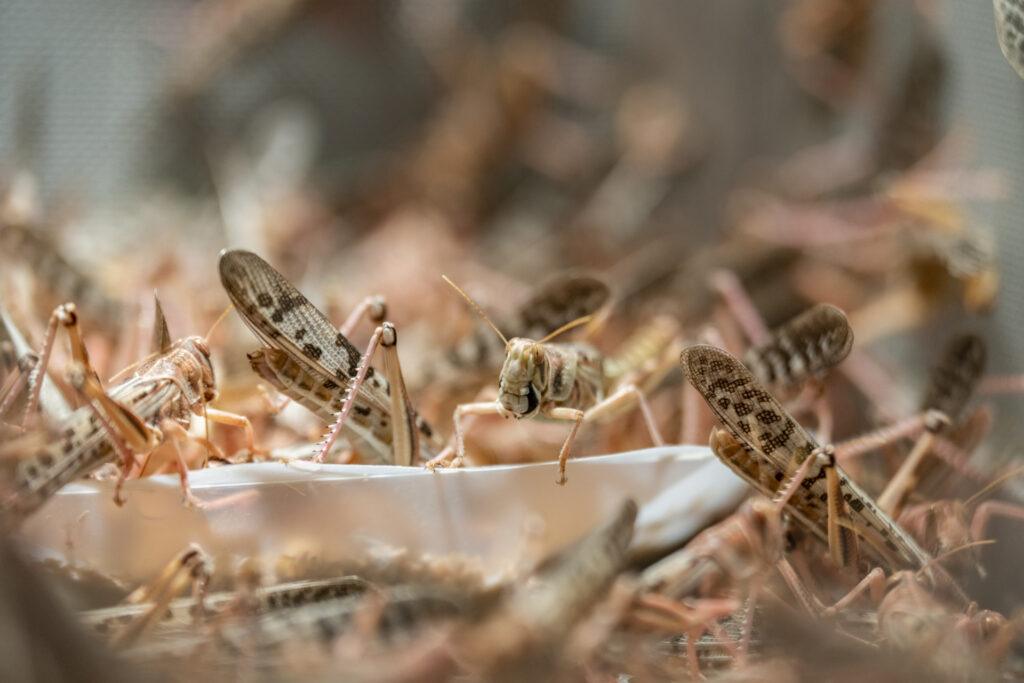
[24,303,89,427]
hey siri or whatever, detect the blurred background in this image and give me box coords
[1,0,1023,616]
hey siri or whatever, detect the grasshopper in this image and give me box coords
[453,499,637,678]
[680,344,931,573]
[441,272,611,381]
[431,277,671,485]
[0,298,253,521]
[0,223,126,334]
[218,249,441,465]
[742,303,854,396]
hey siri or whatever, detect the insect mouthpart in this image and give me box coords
[498,385,541,418]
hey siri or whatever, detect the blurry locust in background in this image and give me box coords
[431,276,678,484]
[995,0,1024,79]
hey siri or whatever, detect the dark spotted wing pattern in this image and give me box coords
[219,250,394,411]
[744,303,853,391]
[448,273,611,371]
[219,249,438,463]
[515,273,610,340]
[921,333,985,420]
[220,251,373,385]
[681,344,930,569]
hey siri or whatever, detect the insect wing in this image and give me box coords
[682,344,930,569]
[514,273,611,340]
[218,249,391,414]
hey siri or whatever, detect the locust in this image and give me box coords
[441,272,611,381]
[430,277,673,485]
[0,298,253,521]
[742,302,854,397]
[0,223,126,334]
[679,343,931,573]
[85,574,372,639]
[452,499,637,679]
[218,249,441,465]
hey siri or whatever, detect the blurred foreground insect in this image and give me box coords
[680,344,931,572]
[218,249,442,465]
[431,277,674,484]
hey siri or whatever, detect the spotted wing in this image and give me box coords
[744,303,853,391]
[922,333,985,420]
[514,273,611,340]
[681,344,930,569]
[218,249,391,415]
[448,273,611,372]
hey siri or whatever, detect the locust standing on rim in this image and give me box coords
[1,297,253,521]
[430,277,671,485]
[680,343,932,573]
[218,249,442,465]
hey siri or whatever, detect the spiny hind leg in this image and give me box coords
[315,322,420,466]
[315,325,387,463]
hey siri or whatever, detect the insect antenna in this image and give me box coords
[916,538,997,575]
[538,315,594,344]
[963,464,1024,509]
[204,304,234,344]
[196,305,233,466]
[442,275,508,346]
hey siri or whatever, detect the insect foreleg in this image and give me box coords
[428,400,502,471]
[543,405,584,486]
[205,407,259,461]
[111,544,211,647]
[159,419,206,509]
